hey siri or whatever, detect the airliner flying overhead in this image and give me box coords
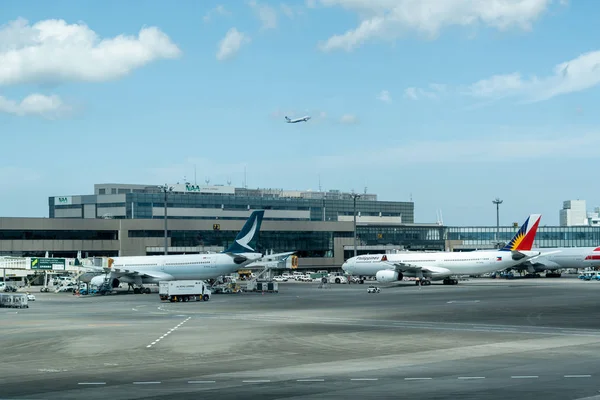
[79,210,293,293]
[342,214,543,286]
[285,115,310,123]
[508,246,600,276]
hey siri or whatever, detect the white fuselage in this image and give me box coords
[343,250,537,279]
[80,252,262,284]
[527,247,600,271]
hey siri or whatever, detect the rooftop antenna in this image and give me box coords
[183,175,187,184]
[244,166,247,188]
[318,174,322,192]
[227,178,232,186]
[410,192,413,202]
[194,165,197,185]
[364,186,367,194]
[205,177,210,185]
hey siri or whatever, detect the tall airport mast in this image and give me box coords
[492,198,503,246]
[351,193,361,257]
[159,184,173,255]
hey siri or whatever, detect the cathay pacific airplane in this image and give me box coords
[285,115,310,123]
[79,210,293,293]
[342,214,543,286]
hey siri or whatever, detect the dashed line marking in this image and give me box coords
[133,381,161,385]
[404,377,433,380]
[188,380,216,384]
[458,376,485,380]
[297,379,325,382]
[350,378,379,381]
[147,317,191,349]
[242,380,271,383]
[511,376,539,379]
[564,375,592,378]
[77,382,106,385]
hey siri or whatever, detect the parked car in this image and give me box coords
[26,293,36,301]
[273,276,288,282]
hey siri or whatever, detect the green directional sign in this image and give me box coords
[30,258,66,270]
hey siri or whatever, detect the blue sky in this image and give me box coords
[1,0,599,226]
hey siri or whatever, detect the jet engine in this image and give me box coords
[90,275,120,288]
[375,270,403,283]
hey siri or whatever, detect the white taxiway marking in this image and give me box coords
[458,377,485,380]
[133,381,161,385]
[78,382,106,385]
[242,380,271,383]
[297,379,325,382]
[350,378,378,381]
[511,376,539,379]
[188,381,216,384]
[404,377,433,380]
[564,375,592,378]
[146,317,191,348]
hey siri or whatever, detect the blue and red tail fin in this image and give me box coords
[500,214,542,252]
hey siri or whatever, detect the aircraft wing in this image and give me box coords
[260,251,296,261]
[384,261,451,277]
[108,267,175,281]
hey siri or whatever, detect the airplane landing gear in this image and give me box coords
[133,287,151,294]
[416,279,431,286]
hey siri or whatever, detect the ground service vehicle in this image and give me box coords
[367,286,381,293]
[159,280,211,302]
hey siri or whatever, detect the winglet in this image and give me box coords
[222,210,265,254]
[500,214,542,252]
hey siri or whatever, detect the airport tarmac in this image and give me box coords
[1,278,600,400]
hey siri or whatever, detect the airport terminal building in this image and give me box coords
[2,183,600,270]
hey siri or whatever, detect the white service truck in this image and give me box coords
[159,280,211,302]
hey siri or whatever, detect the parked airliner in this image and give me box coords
[508,246,600,277]
[285,116,310,123]
[342,214,543,286]
[79,210,293,293]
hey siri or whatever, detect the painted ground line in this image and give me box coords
[242,380,271,383]
[458,377,485,380]
[133,381,161,384]
[78,382,106,385]
[188,381,216,384]
[297,379,325,382]
[564,375,592,378]
[350,378,379,381]
[511,376,539,379]
[404,377,433,381]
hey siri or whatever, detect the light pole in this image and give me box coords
[492,198,503,247]
[159,184,173,255]
[351,193,361,257]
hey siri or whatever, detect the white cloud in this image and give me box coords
[465,50,600,102]
[316,0,552,52]
[248,1,278,30]
[203,5,231,23]
[316,132,600,168]
[404,84,446,100]
[216,28,251,61]
[280,3,295,18]
[0,93,70,118]
[0,18,181,86]
[340,114,359,124]
[377,90,392,103]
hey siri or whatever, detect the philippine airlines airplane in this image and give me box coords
[508,246,600,277]
[79,210,292,293]
[342,214,543,286]
[285,115,311,123]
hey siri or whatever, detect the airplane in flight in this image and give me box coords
[506,246,600,277]
[342,214,543,286]
[78,210,293,293]
[285,115,311,123]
